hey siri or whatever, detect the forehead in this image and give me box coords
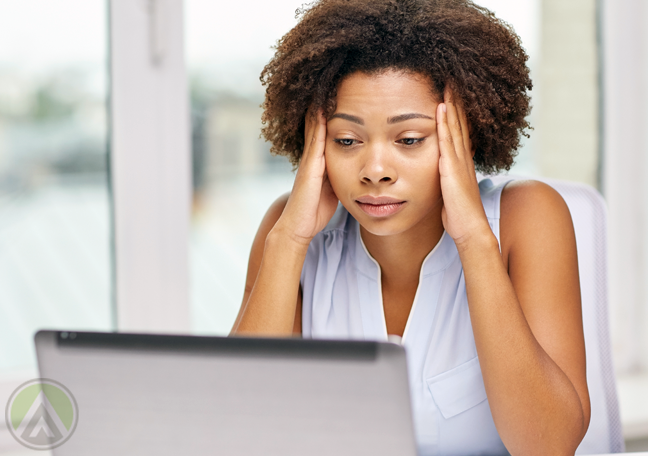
[334,70,440,113]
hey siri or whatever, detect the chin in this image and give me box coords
[351,212,414,237]
[360,225,408,237]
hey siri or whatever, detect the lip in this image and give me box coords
[355,195,406,218]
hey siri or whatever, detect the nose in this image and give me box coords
[359,146,397,185]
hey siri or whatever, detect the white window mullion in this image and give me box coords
[109,0,191,333]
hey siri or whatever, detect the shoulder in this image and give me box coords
[247,192,290,278]
[254,192,290,240]
[501,179,570,215]
[500,179,572,224]
[499,179,576,261]
[266,192,290,222]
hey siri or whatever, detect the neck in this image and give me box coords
[360,203,445,283]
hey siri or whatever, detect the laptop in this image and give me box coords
[32,330,418,456]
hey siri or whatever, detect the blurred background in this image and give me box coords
[1,0,647,453]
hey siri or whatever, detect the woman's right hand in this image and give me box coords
[272,109,339,245]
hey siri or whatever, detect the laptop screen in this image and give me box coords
[33,330,417,456]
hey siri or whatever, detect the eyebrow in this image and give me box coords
[329,113,364,125]
[387,113,433,124]
[328,112,433,125]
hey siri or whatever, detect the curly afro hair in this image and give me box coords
[260,0,532,174]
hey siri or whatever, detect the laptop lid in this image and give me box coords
[33,330,417,456]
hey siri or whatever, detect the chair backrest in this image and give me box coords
[485,174,625,454]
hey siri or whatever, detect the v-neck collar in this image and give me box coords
[353,219,456,343]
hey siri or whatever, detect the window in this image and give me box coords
[185,0,303,334]
[0,0,112,377]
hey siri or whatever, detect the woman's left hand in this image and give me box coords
[437,86,492,248]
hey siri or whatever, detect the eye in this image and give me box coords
[397,137,425,146]
[334,138,359,148]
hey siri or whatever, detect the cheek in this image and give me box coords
[403,148,442,201]
[325,151,353,197]
[407,163,441,195]
[407,140,441,177]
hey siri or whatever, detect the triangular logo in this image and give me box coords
[20,403,64,445]
[15,390,69,446]
[6,378,78,450]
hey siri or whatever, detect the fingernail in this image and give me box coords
[442,104,447,113]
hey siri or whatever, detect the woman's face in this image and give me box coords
[325,69,443,237]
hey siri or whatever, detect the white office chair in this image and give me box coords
[484,174,625,454]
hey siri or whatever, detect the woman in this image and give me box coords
[231,0,590,454]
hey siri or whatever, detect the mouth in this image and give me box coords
[355,196,406,218]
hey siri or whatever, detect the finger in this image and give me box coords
[443,86,466,161]
[445,87,474,175]
[317,109,327,144]
[455,102,477,177]
[437,102,458,168]
[312,109,327,159]
[304,108,317,154]
[456,102,472,158]
[301,110,327,182]
[302,108,326,164]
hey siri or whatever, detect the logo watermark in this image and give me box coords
[5,378,78,450]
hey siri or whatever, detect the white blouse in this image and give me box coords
[300,178,512,455]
